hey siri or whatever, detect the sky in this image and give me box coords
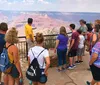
[0,0,100,12]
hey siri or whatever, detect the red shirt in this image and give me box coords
[71,31,79,50]
[87,32,93,41]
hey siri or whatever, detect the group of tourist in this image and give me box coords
[55,19,100,85]
[55,19,87,71]
[0,18,100,85]
[0,18,50,85]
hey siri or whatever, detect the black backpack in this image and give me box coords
[26,49,45,81]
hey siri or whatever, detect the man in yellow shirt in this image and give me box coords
[25,18,34,50]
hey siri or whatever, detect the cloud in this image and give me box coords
[0,0,99,12]
[38,0,50,4]
[22,0,34,3]
[58,0,100,12]
[0,0,8,3]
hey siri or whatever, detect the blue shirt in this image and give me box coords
[0,33,5,53]
[57,34,68,50]
[91,42,100,68]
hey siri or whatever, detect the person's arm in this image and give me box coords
[12,46,23,78]
[55,35,60,50]
[55,40,59,49]
[69,39,75,51]
[92,34,97,46]
[28,49,32,66]
[44,57,50,75]
[28,28,34,42]
[28,57,30,66]
[69,33,76,51]
[54,38,59,53]
[78,36,80,45]
[89,53,98,65]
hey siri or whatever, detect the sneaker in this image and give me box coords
[86,81,91,85]
[68,66,74,70]
[73,64,76,68]
[75,61,80,64]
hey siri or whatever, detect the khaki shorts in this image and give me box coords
[77,48,84,56]
[26,39,34,50]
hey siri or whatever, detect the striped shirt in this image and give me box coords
[91,42,100,68]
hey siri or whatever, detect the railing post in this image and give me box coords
[26,38,28,61]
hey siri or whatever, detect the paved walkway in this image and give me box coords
[21,51,92,85]
[2,52,92,85]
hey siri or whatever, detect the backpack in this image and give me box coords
[26,49,45,81]
[0,44,13,73]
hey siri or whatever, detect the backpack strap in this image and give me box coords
[31,49,45,68]
[6,44,14,49]
[31,49,45,59]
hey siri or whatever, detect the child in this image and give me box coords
[76,29,85,64]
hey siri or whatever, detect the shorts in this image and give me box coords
[77,48,84,56]
[39,69,47,83]
[68,49,77,57]
[26,39,34,50]
[90,64,100,81]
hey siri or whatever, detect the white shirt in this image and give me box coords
[78,35,85,48]
[28,46,49,69]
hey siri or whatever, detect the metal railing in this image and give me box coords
[17,32,72,60]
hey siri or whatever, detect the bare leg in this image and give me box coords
[91,79,96,85]
[73,56,76,65]
[3,74,8,85]
[80,56,83,61]
[8,75,15,85]
[15,78,20,85]
[77,56,80,61]
[69,57,73,66]
[33,82,38,85]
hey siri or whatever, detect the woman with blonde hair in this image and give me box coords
[28,33,50,85]
[4,27,23,85]
[55,26,68,71]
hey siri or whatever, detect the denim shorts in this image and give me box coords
[39,69,47,83]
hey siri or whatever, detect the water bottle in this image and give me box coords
[19,78,23,85]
